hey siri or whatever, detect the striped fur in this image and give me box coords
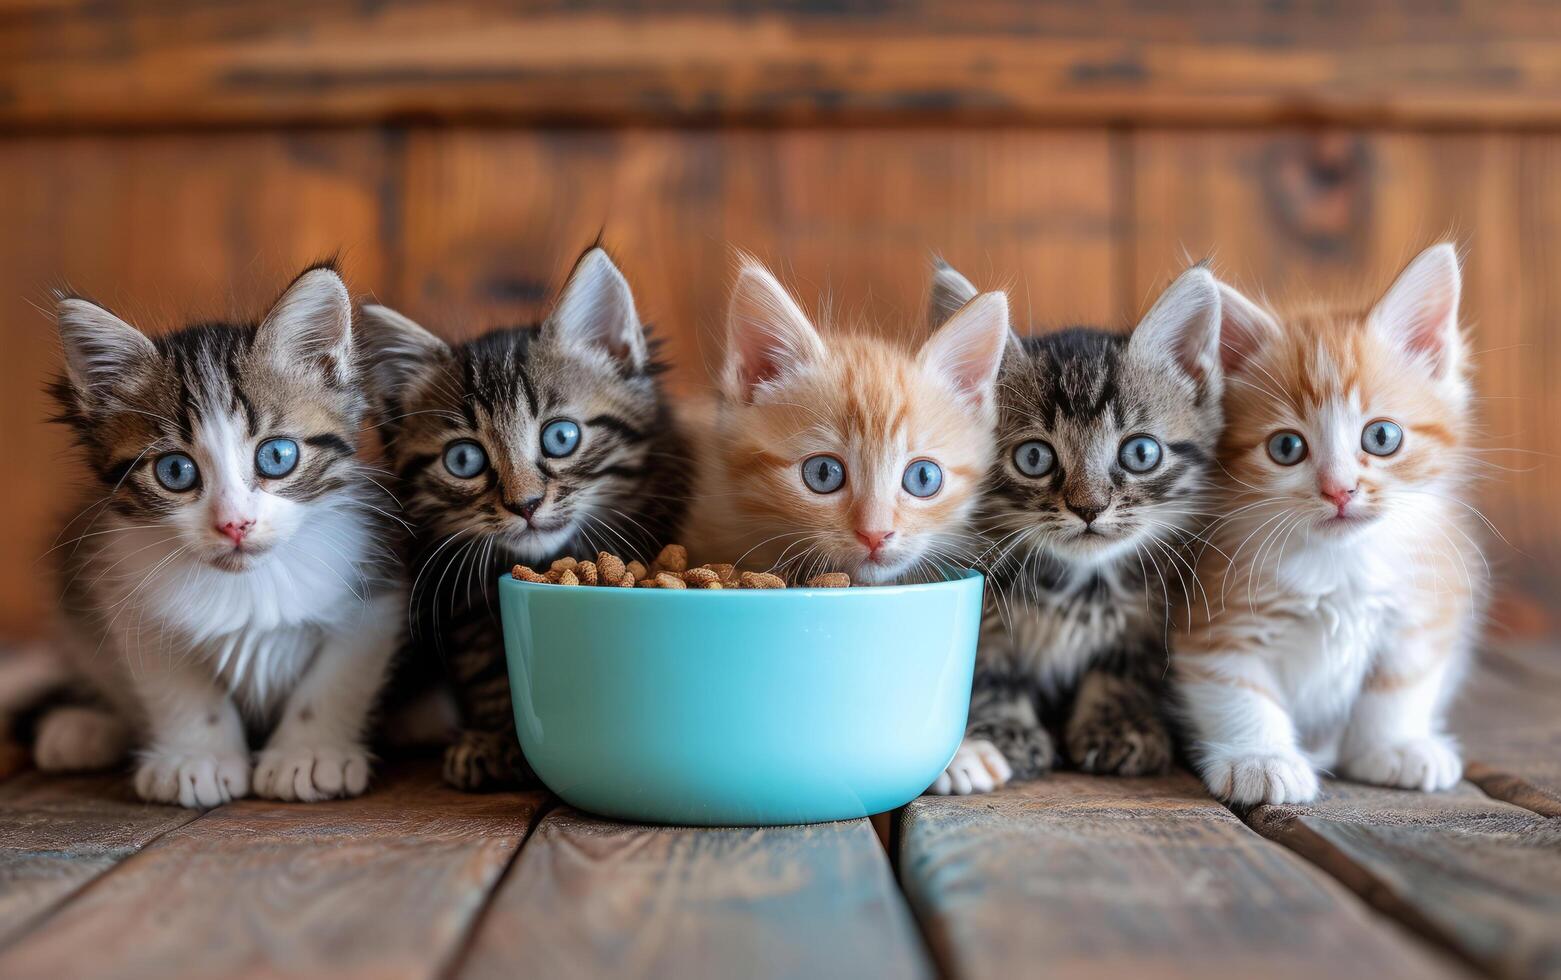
[39,265,404,808]
[928,265,1224,795]
[682,258,1009,586]
[1173,244,1485,806]
[362,249,690,791]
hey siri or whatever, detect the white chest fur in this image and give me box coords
[1260,527,1406,739]
[96,502,376,711]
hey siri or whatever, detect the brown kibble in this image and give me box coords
[597,552,626,583]
[739,571,787,590]
[805,572,852,588]
[530,547,867,592]
[653,544,688,573]
[682,567,720,586]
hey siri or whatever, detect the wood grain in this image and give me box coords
[1455,619,1561,816]
[0,759,545,980]
[0,771,199,947]
[1247,782,1561,979]
[898,773,1457,980]
[0,131,391,638]
[456,807,933,980]
[394,127,1121,396]
[10,1,1561,128]
[1131,128,1557,570]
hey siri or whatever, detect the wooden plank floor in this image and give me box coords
[459,809,933,980]
[0,630,1554,979]
[898,773,1458,980]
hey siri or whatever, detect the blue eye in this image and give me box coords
[443,440,488,479]
[902,459,943,498]
[255,438,300,478]
[540,419,581,458]
[154,453,199,492]
[1362,419,1403,457]
[1267,430,1308,466]
[1013,440,1056,478]
[801,454,845,494]
[1118,435,1163,474]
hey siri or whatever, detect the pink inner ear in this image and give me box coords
[1217,285,1278,375]
[1396,285,1457,359]
[1373,245,1461,371]
[1220,315,1266,374]
[734,330,786,394]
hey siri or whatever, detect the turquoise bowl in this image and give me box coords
[498,570,983,826]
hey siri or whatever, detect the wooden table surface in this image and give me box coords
[0,598,1556,980]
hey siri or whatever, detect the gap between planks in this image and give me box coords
[0,757,550,980]
[434,791,558,980]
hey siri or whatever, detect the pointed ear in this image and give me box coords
[723,259,827,402]
[1217,281,1281,375]
[920,290,1010,413]
[1129,266,1222,389]
[358,304,452,408]
[1370,243,1463,378]
[544,248,648,371]
[927,259,980,331]
[56,296,156,400]
[254,266,354,384]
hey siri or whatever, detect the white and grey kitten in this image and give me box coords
[927,264,1224,795]
[36,265,404,808]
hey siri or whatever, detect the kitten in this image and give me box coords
[37,264,404,808]
[927,263,1224,795]
[361,248,691,791]
[680,257,1010,586]
[1173,244,1484,805]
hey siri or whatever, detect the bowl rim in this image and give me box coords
[497,566,982,598]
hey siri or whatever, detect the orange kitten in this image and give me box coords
[1174,244,1486,805]
[682,258,1010,584]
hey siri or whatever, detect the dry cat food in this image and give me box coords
[512,545,853,589]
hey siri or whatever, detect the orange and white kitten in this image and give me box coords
[1174,244,1485,806]
[682,258,1010,584]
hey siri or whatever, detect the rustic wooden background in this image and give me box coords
[2,1,1558,637]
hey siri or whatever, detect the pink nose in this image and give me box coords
[855,529,895,556]
[1320,483,1357,511]
[216,519,254,545]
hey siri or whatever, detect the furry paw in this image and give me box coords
[1201,749,1319,806]
[443,729,529,792]
[253,744,370,802]
[1067,716,1172,777]
[969,719,1056,781]
[928,738,1013,795]
[134,751,250,809]
[35,706,129,772]
[1343,736,1462,792]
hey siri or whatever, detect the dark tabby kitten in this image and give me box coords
[362,248,690,791]
[926,263,1224,795]
[36,264,404,808]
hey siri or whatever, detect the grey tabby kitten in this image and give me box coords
[362,248,690,791]
[37,264,404,808]
[927,263,1224,795]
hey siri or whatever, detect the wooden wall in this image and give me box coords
[2,3,1558,636]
